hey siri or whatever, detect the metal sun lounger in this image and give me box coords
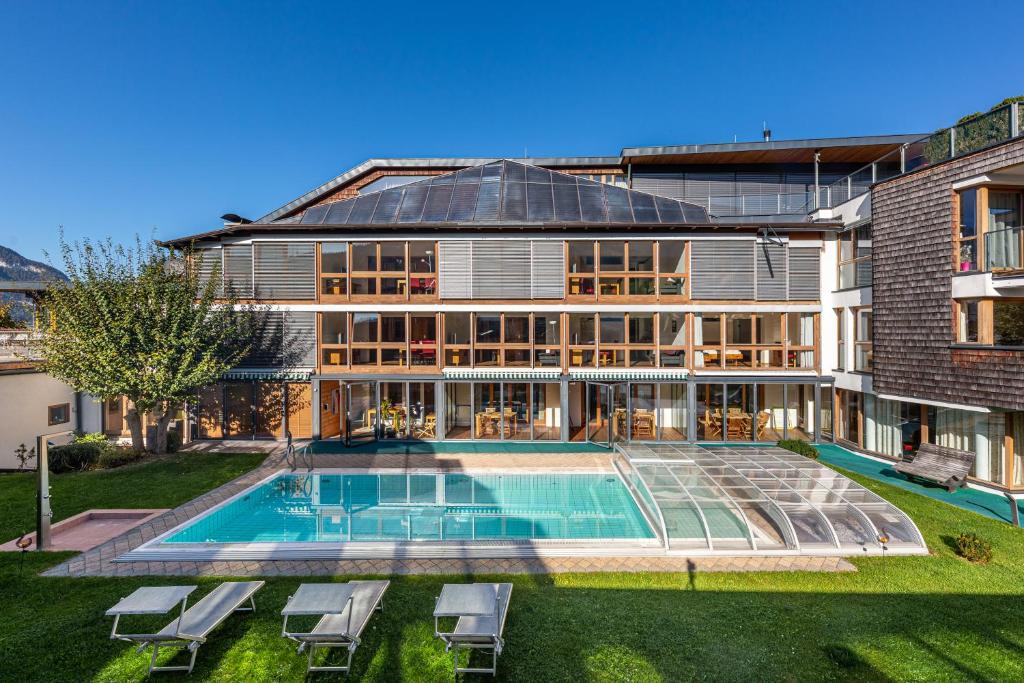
[282,580,390,674]
[106,581,265,674]
[434,583,513,676]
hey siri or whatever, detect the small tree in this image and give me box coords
[34,235,266,453]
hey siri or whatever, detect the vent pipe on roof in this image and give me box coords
[762,122,771,142]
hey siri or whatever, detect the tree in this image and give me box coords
[0,300,27,328]
[33,235,266,453]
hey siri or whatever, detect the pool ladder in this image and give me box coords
[285,432,313,472]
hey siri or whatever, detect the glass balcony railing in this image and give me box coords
[812,102,1024,212]
[985,226,1024,273]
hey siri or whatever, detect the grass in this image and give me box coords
[0,452,266,542]
[2,455,1024,681]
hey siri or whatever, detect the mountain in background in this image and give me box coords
[0,244,67,325]
[0,244,67,282]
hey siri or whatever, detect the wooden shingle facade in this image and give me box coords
[871,138,1024,410]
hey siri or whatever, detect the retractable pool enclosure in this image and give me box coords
[615,444,926,555]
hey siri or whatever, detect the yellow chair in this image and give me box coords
[415,414,436,439]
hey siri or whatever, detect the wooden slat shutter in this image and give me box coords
[473,241,531,299]
[241,310,316,367]
[439,240,473,299]
[788,247,821,301]
[530,241,565,299]
[756,241,788,301]
[253,242,315,300]
[222,244,253,298]
[690,240,756,299]
[193,247,222,297]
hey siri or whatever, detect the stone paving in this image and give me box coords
[43,448,856,578]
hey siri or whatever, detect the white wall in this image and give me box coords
[0,371,78,470]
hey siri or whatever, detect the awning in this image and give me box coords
[442,368,562,380]
[222,369,312,381]
[568,368,689,381]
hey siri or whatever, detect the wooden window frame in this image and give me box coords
[835,308,846,371]
[853,307,872,372]
[837,225,870,289]
[983,187,1024,274]
[47,402,70,426]
[656,240,690,301]
[954,188,983,273]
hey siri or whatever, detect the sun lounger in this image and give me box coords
[434,583,513,676]
[106,581,264,674]
[282,580,389,673]
[895,443,974,493]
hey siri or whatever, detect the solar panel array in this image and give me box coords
[297,160,710,226]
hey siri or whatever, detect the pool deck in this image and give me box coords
[42,448,856,577]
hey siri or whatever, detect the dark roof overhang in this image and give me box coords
[621,134,926,165]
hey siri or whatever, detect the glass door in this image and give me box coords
[345,381,378,446]
[586,382,627,447]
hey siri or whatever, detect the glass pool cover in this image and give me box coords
[618,444,926,553]
[165,472,654,544]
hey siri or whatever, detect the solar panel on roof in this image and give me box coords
[604,185,633,222]
[300,204,329,224]
[504,161,526,183]
[448,182,479,221]
[396,184,428,222]
[368,188,402,223]
[474,180,501,220]
[456,166,482,183]
[552,181,582,221]
[324,199,354,224]
[430,172,455,185]
[630,192,659,223]
[480,162,502,181]
[577,182,606,222]
[525,165,551,184]
[500,181,527,221]
[422,185,454,222]
[347,193,380,224]
[654,195,684,223]
[526,182,554,222]
[682,205,708,222]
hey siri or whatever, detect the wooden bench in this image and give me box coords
[894,443,974,493]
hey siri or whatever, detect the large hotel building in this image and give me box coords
[159,101,1024,493]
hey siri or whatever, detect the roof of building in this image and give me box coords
[621,134,926,165]
[297,159,710,227]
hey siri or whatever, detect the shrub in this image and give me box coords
[777,439,819,459]
[166,428,182,453]
[48,442,102,473]
[954,532,993,564]
[73,431,108,445]
[96,446,146,470]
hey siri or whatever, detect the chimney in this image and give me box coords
[762,123,771,142]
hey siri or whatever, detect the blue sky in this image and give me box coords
[0,0,1020,263]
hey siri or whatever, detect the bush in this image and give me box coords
[48,442,103,473]
[96,446,146,470]
[777,439,819,459]
[73,432,108,445]
[166,428,182,453]
[954,532,993,564]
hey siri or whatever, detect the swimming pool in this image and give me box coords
[164,471,655,544]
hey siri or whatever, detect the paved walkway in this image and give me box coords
[42,448,856,578]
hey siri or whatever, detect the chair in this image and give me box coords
[415,414,437,439]
[282,580,389,674]
[434,583,513,677]
[106,581,265,674]
[632,413,655,439]
[755,411,771,440]
[701,411,722,439]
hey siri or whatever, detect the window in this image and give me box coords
[657,241,687,298]
[658,312,686,367]
[854,308,872,371]
[954,298,1024,347]
[956,189,979,272]
[568,241,596,297]
[48,403,70,426]
[837,224,871,289]
[986,190,1024,271]
[835,308,846,370]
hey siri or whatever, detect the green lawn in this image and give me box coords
[0,452,266,542]
[2,456,1024,681]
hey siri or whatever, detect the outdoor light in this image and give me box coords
[15,532,32,576]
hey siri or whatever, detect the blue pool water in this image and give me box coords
[166,472,654,543]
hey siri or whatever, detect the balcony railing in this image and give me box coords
[0,329,43,360]
[985,226,1024,273]
[812,102,1024,212]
